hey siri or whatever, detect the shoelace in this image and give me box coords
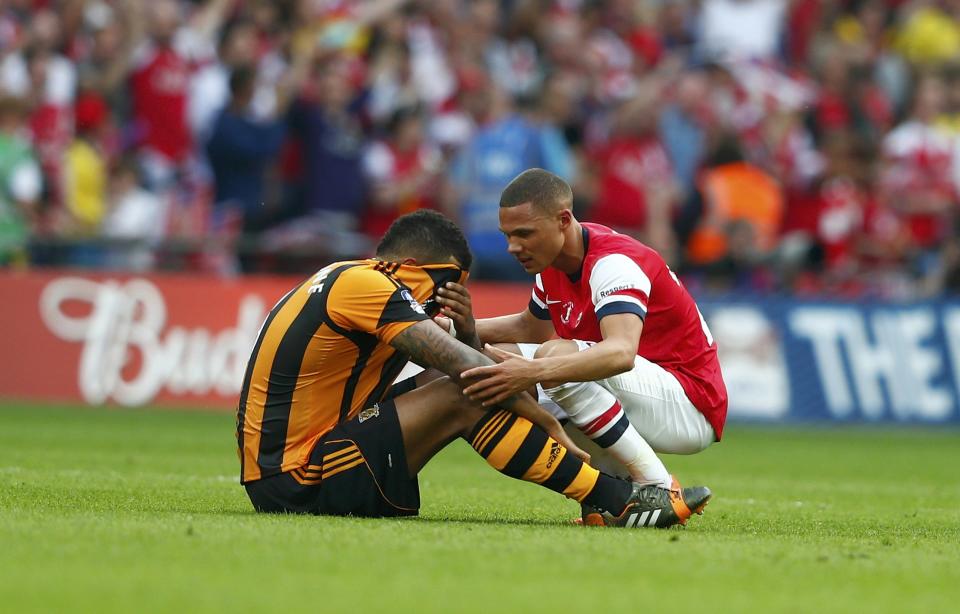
[633,485,671,509]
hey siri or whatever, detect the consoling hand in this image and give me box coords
[460,345,542,406]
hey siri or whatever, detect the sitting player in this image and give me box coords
[432,169,726,528]
[237,210,710,527]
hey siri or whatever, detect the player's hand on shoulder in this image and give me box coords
[434,282,479,348]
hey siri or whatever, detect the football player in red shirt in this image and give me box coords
[438,168,724,528]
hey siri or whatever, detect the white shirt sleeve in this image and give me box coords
[528,274,550,319]
[589,254,652,319]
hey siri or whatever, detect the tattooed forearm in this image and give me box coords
[392,321,511,393]
[459,329,483,352]
[392,321,588,461]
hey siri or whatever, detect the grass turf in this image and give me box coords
[0,403,958,613]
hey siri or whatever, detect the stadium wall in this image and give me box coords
[1,270,958,424]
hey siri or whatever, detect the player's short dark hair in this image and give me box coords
[499,168,572,213]
[376,210,473,271]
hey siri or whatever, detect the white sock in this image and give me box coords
[543,380,671,487]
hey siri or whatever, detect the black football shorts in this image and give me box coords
[244,395,420,518]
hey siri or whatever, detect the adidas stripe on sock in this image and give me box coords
[467,409,632,512]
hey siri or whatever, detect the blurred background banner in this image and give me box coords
[702,297,960,424]
[0,269,295,407]
[2,269,958,423]
[0,270,530,408]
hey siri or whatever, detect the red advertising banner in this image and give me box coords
[0,270,530,408]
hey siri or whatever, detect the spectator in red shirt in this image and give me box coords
[129,0,193,188]
[129,0,232,190]
[808,135,913,296]
[880,73,957,259]
[586,94,680,259]
[24,46,73,210]
[361,106,443,239]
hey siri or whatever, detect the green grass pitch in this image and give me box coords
[1,403,958,613]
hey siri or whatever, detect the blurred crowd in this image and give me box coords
[2,0,960,296]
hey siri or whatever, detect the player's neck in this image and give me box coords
[552,220,585,274]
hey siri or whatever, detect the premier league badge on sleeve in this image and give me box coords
[400,289,426,314]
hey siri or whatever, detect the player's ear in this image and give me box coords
[557,209,573,229]
[401,257,418,266]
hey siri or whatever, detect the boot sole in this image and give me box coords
[690,493,712,515]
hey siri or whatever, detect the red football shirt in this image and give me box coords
[589,136,673,232]
[529,223,728,438]
[130,44,192,162]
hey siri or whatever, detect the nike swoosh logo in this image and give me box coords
[545,299,562,305]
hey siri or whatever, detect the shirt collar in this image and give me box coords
[566,226,589,283]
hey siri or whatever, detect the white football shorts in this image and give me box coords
[517,341,715,457]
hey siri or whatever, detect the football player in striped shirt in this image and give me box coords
[237,210,671,527]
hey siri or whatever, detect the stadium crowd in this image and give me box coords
[1,0,960,296]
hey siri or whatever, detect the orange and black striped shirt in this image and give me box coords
[237,259,465,484]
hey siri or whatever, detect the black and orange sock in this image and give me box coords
[468,410,631,514]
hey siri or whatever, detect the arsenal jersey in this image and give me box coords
[528,223,727,438]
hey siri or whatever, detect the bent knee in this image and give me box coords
[663,441,711,455]
[534,339,580,360]
[487,343,540,398]
[432,376,481,406]
[654,433,714,455]
[419,375,488,431]
[535,340,583,389]
[487,343,522,358]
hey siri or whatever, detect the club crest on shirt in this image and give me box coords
[560,301,583,327]
[358,404,380,423]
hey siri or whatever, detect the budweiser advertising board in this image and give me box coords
[0,270,530,409]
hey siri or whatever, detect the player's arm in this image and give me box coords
[462,253,651,405]
[460,314,641,405]
[476,309,555,344]
[390,320,588,461]
[538,313,640,381]
[533,253,650,383]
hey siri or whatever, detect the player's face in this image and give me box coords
[499,203,566,274]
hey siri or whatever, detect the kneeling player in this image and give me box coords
[431,170,725,527]
[236,211,709,527]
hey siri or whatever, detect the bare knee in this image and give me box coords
[487,343,540,398]
[413,368,446,387]
[429,376,488,436]
[485,343,522,360]
[535,340,580,389]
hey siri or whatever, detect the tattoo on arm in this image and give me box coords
[393,322,494,384]
[460,330,483,351]
[392,321,583,459]
[392,321,520,404]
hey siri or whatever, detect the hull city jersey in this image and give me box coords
[237,260,465,483]
[528,223,727,439]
